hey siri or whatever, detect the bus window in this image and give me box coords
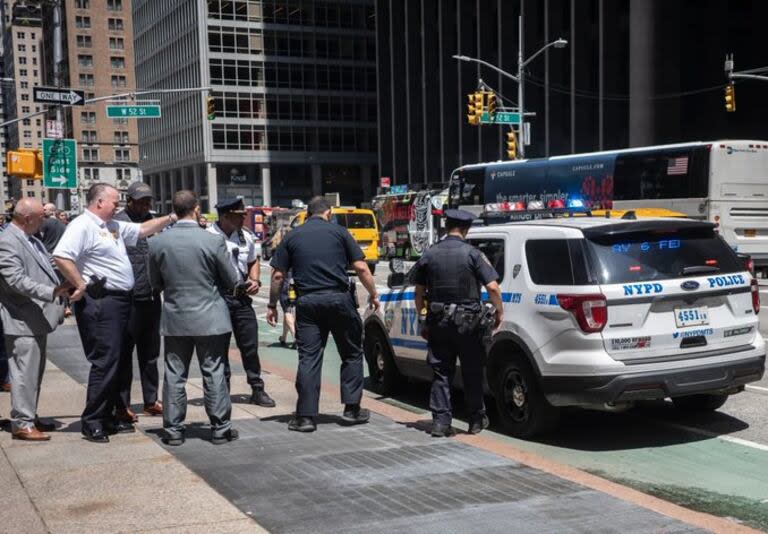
[451,167,485,207]
[614,148,709,200]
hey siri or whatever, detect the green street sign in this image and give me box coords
[481,111,521,125]
[43,138,78,189]
[106,104,162,118]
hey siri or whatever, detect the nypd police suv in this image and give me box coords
[363,213,766,438]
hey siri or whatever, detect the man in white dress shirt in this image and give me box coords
[53,183,176,443]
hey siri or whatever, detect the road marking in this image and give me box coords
[647,417,768,453]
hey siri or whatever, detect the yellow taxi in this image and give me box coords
[589,207,689,219]
[292,207,380,273]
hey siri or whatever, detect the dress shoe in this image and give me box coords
[431,422,455,438]
[34,418,56,432]
[105,420,135,434]
[288,416,316,432]
[143,401,163,416]
[162,433,185,446]
[116,407,138,423]
[250,390,276,408]
[340,404,370,425]
[211,428,239,445]
[12,427,50,441]
[82,428,109,443]
[1,382,10,392]
[468,415,490,435]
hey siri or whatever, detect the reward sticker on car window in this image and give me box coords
[610,337,651,350]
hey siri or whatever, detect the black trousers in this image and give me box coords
[294,291,363,417]
[118,297,161,408]
[74,293,132,431]
[427,323,486,425]
[223,295,264,392]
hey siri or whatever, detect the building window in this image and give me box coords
[26,191,35,197]
[76,35,92,48]
[83,168,99,180]
[113,131,128,144]
[19,69,27,77]
[114,148,130,161]
[16,31,24,39]
[109,37,124,50]
[75,0,90,8]
[33,70,37,77]
[110,56,125,69]
[20,81,28,88]
[81,111,96,123]
[83,148,99,161]
[108,18,124,31]
[32,57,37,66]
[20,94,29,101]
[75,15,91,28]
[22,119,30,126]
[110,75,127,87]
[18,57,26,65]
[23,131,32,138]
[107,0,122,11]
[17,44,25,52]
[21,106,30,114]
[112,118,128,125]
[26,179,34,186]
[82,130,97,143]
[79,73,94,87]
[78,54,93,67]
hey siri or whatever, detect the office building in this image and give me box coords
[376,0,768,185]
[2,1,45,202]
[133,0,377,212]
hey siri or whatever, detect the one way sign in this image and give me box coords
[33,86,85,106]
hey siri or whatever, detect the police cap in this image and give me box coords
[444,209,475,227]
[215,197,246,214]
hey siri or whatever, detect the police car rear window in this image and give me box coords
[526,239,592,286]
[586,226,742,284]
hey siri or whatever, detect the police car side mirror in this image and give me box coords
[387,272,405,288]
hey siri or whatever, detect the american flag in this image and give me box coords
[667,156,689,175]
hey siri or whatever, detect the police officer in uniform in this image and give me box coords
[209,198,275,407]
[413,209,504,437]
[267,196,380,433]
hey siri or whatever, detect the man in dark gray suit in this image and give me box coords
[149,190,240,446]
[0,199,69,440]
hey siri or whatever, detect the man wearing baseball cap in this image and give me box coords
[113,181,164,421]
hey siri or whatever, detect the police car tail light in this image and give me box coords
[751,279,760,315]
[557,294,608,333]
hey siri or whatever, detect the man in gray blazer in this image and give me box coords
[0,199,69,440]
[149,190,240,446]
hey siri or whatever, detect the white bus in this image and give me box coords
[450,140,768,273]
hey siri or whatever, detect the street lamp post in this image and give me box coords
[454,16,567,158]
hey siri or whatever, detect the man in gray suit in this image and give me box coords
[149,190,240,446]
[0,199,69,440]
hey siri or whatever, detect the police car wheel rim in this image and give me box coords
[373,342,385,382]
[503,371,528,422]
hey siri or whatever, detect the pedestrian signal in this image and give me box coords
[724,83,736,112]
[506,130,518,160]
[7,149,42,178]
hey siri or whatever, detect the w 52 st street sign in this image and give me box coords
[106,104,161,118]
[43,138,78,189]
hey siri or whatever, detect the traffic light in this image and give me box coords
[506,130,518,160]
[467,92,482,125]
[724,83,736,112]
[486,92,497,119]
[206,96,216,120]
[7,149,42,178]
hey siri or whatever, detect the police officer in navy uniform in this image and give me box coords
[207,198,275,408]
[413,209,504,437]
[266,196,380,433]
[209,198,275,407]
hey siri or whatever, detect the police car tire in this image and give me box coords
[493,357,560,439]
[364,327,400,395]
[672,393,729,412]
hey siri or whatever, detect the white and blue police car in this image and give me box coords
[363,214,765,438]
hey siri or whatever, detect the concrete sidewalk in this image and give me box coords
[0,325,755,533]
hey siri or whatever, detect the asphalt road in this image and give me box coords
[254,261,768,530]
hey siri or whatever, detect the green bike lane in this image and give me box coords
[252,305,768,530]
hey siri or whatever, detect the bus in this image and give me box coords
[449,140,768,273]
